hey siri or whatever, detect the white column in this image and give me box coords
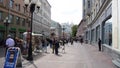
[112,0,119,49]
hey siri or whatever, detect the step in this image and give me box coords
[112,59,120,68]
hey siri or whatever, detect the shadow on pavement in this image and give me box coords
[33,53,46,60]
[31,61,38,68]
[22,52,46,68]
[55,54,62,57]
[22,61,38,68]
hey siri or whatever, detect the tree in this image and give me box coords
[71,25,78,37]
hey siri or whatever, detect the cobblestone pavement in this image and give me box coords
[22,42,115,68]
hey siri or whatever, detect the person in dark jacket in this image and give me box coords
[98,38,102,51]
[54,37,60,55]
[80,37,83,45]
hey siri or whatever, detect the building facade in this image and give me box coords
[82,0,120,67]
[83,0,112,45]
[0,0,31,46]
[50,20,62,38]
[33,0,51,37]
[61,23,73,39]
[76,19,86,38]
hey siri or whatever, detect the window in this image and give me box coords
[16,16,20,25]
[83,0,85,6]
[9,0,14,8]
[19,32,23,39]
[0,11,2,21]
[27,20,30,27]
[91,29,95,42]
[16,4,20,11]
[96,25,100,41]
[0,0,3,2]
[103,18,112,46]
[88,1,90,8]
[0,31,4,45]
[23,6,26,13]
[21,18,25,26]
[9,14,14,24]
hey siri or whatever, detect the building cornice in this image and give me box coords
[0,5,30,18]
[88,0,112,26]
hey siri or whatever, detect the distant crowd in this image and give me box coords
[3,34,84,56]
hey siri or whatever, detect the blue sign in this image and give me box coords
[4,47,21,68]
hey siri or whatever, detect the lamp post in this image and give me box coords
[24,0,41,61]
[4,17,11,38]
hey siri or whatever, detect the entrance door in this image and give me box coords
[0,31,5,46]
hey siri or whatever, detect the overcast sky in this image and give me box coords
[47,0,83,25]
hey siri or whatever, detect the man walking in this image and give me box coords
[54,37,60,55]
[5,35,15,55]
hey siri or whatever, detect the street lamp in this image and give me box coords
[24,0,41,61]
[4,17,11,38]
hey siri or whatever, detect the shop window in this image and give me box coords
[96,25,100,41]
[21,18,25,26]
[16,16,20,25]
[91,29,95,42]
[0,31,4,45]
[19,32,23,39]
[9,14,14,24]
[9,32,16,38]
[103,18,112,46]
[0,11,2,21]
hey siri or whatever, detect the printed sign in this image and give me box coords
[4,47,22,68]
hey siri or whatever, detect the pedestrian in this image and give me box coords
[41,38,45,53]
[70,38,73,45]
[54,37,60,55]
[5,35,15,56]
[80,37,83,45]
[44,38,48,53]
[98,38,102,51]
[52,38,55,54]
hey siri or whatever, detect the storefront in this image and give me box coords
[18,28,26,39]
[9,27,16,38]
[102,18,112,46]
[0,25,5,46]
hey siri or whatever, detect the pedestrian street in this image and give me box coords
[23,42,115,68]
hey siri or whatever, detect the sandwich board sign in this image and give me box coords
[4,47,22,68]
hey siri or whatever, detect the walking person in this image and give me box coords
[44,38,48,53]
[52,38,55,54]
[80,37,83,45]
[70,38,73,45]
[5,35,15,55]
[98,38,102,51]
[54,37,60,55]
[41,38,45,53]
